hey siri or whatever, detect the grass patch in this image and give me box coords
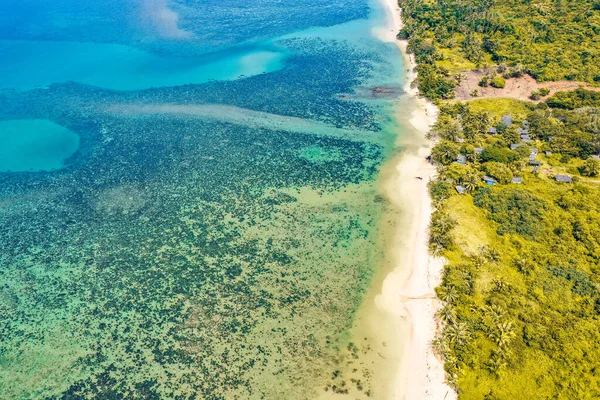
[445,194,493,258]
[467,98,534,120]
[437,47,477,73]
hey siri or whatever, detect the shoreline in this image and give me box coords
[374,0,456,398]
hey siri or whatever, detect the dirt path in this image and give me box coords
[455,69,600,102]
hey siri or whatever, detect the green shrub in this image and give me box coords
[530,91,542,101]
[490,76,506,89]
[530,88,550,101]
[545,88,600,109]
[480,147,519,164]
[429,207,457,254]
[539,88,550,96]
[579,158,600,177]
[482,161,513,184]
[397,28,410,40]
[428,180,454,203]
[473,187,547,239]
[416,64,456,101]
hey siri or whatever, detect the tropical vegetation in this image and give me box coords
[398,0,600,101]
[427,94,600,398]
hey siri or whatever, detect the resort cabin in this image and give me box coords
[555,174,573,183]
[457,154,467,164]
[455,185,467,194]
[511,143,523,150]
[512,177,523,184]
[501,115,513,126]
[483,176,498,185]
[487,127,498,135]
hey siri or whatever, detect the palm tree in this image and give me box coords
[488,304,506,323]
[515,258,534,274]
[488,350,508,373]
[460,173,479,192]
[436,306,456,325]
[484,247,501,263]
[440,146,458,164]
[491,279,510,293]
[493,322,516,348]
[444,322,470,346]
[439,285,459,304]
[432,141,460,165]
[432,337,451,359]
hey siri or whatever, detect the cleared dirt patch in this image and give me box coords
[456,69,600,102]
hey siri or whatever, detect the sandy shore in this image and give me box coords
[374,0,456,399]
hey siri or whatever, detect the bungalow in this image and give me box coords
[457,154,467,164]
[501,115,513,126]
[455,185,467,194]
[483,176,498,185]
[555,174,573,183]
[511,143,523,150]
[512,177,523,184]
[487,127,498,135]
[474,147,484,155]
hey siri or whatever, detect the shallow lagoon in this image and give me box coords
[0,40,286,90]
[0,119,79,172]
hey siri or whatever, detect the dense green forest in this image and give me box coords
[398,0,600,100]
[427,93,600,398]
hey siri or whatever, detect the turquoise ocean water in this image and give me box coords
[0,0,406,398]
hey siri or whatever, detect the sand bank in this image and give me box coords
[374,0,456,398]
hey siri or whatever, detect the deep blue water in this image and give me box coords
[0,0,405,398]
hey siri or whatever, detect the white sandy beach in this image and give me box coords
[373,0,457,399]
